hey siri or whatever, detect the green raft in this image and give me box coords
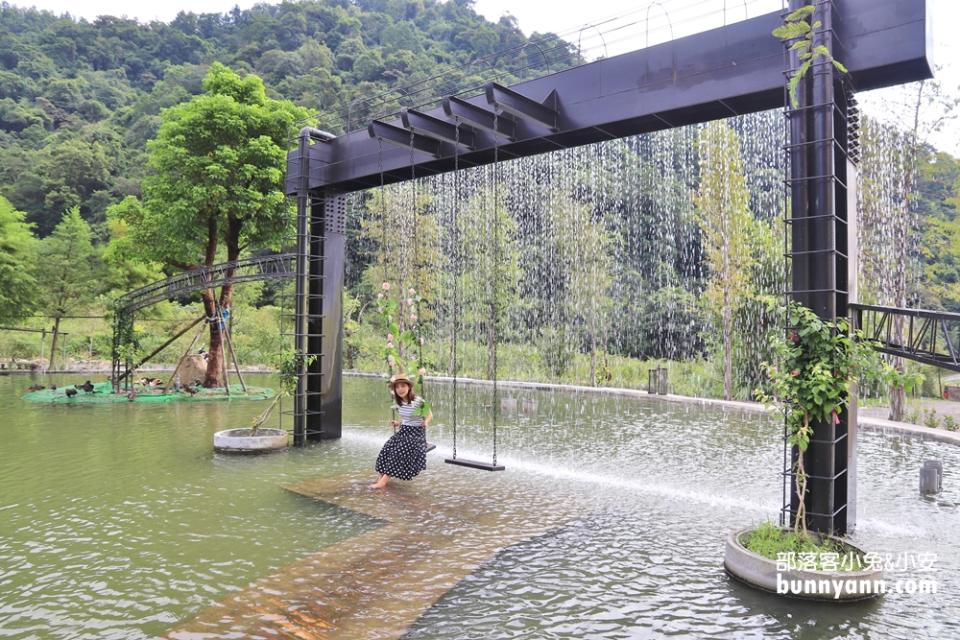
[22,381,273,404]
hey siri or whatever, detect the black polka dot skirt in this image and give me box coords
[375,424,427,481]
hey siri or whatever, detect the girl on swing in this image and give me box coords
[370,373,433,489]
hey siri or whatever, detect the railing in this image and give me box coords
[851,303,960,372]
[111,253,300,391]
[114,253,297,315]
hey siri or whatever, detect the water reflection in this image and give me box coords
[0,374,958,639]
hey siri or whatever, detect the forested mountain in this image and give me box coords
[0,0,578,235]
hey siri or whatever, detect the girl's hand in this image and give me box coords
[390,419,400,427]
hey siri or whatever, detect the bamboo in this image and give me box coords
[214,298,230,396]
[222,313,247,392]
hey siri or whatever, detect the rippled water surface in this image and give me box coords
[1,374,958,639]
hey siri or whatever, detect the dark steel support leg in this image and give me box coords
[307,195,346,440]
[293,134,312,446]
[787,0,856,535]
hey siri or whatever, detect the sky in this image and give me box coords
[8,0,959,153]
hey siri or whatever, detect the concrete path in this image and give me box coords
[166,470,574,640]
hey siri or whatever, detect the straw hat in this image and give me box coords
[388,373,413,390]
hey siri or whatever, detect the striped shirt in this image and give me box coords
[394,397,426,427]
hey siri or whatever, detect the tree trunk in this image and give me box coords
[486,320,495,380]
[888,83,924,423]
[889,311,907,421]
[722,294,733,401]
[202,282,236,388]
[202,289,223,388]
[48,317,61,372]
[589,311,597,387]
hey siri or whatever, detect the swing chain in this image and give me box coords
[491,108,500,467]
[452,122,461,461]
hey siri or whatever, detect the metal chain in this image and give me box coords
[452,123,461,461]
[491,109,500,467]
[377,138,398,434]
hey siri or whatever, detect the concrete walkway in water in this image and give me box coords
[166,470,576,640]
[162,374,960,639]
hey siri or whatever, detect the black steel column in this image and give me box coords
[306,194,346,440]
[293,130,311,446]
[786,0,855,535]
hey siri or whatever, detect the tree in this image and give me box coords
[122,63,308,387]
[695,121,755,400]
[36,207,98,371]
[101,196,163,298]
[358,182,443,372]
[549,188,613,386]
[458,185,521,380]
[0,195,39,324]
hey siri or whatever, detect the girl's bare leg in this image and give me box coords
[369,474,389,489]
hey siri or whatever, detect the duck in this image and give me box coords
[80,380,95,393]
[65,387,77,398]
[27,384,45,392]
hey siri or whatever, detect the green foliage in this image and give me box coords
[128,62,307,268]
[100,196,164,299]
[547,188,614,385]
[0,2,578,235]
[743,521,864,571]
[375,280,427,382]
[773,5,847,108]
[538,326,573,377]
[923,408,941,430]
[756,303,920,534]
[0,196,39,323]
[36,207,99,320]
[695,121,756,400]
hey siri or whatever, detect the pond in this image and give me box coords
[0,373,957,639]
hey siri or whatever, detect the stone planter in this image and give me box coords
[213,428,288,453]
[724,526,883,601]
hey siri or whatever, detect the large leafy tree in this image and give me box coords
[0,195,39,324]
[695,121,755,401]
[123,62,308,386]
[36,206,99,371]
[548,188,613,386]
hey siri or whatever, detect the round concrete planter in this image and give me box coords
[724,526,883,602]
[213,428,288,453]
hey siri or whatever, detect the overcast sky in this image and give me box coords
[8,0,959,153]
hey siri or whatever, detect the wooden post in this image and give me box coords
[214,299,230,396]
[222,314,248,393]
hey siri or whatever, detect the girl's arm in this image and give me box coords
[424,409,433,428]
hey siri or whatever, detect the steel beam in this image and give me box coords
[368,119,447,157]
[442,95,517,140]
[287,0,930,194]
[401,108,479,149]
[485,83,559,131]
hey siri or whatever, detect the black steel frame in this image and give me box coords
[111,253,296,391]
[285,0,931,534]
[852,303,960,372]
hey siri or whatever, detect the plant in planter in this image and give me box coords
[754,302,919,537]
[213,348,316,453]
[724,303,922,599]
[247,348,316,436]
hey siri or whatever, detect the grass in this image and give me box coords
[743,521,865,572]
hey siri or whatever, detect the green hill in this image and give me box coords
[0,0,578,235]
